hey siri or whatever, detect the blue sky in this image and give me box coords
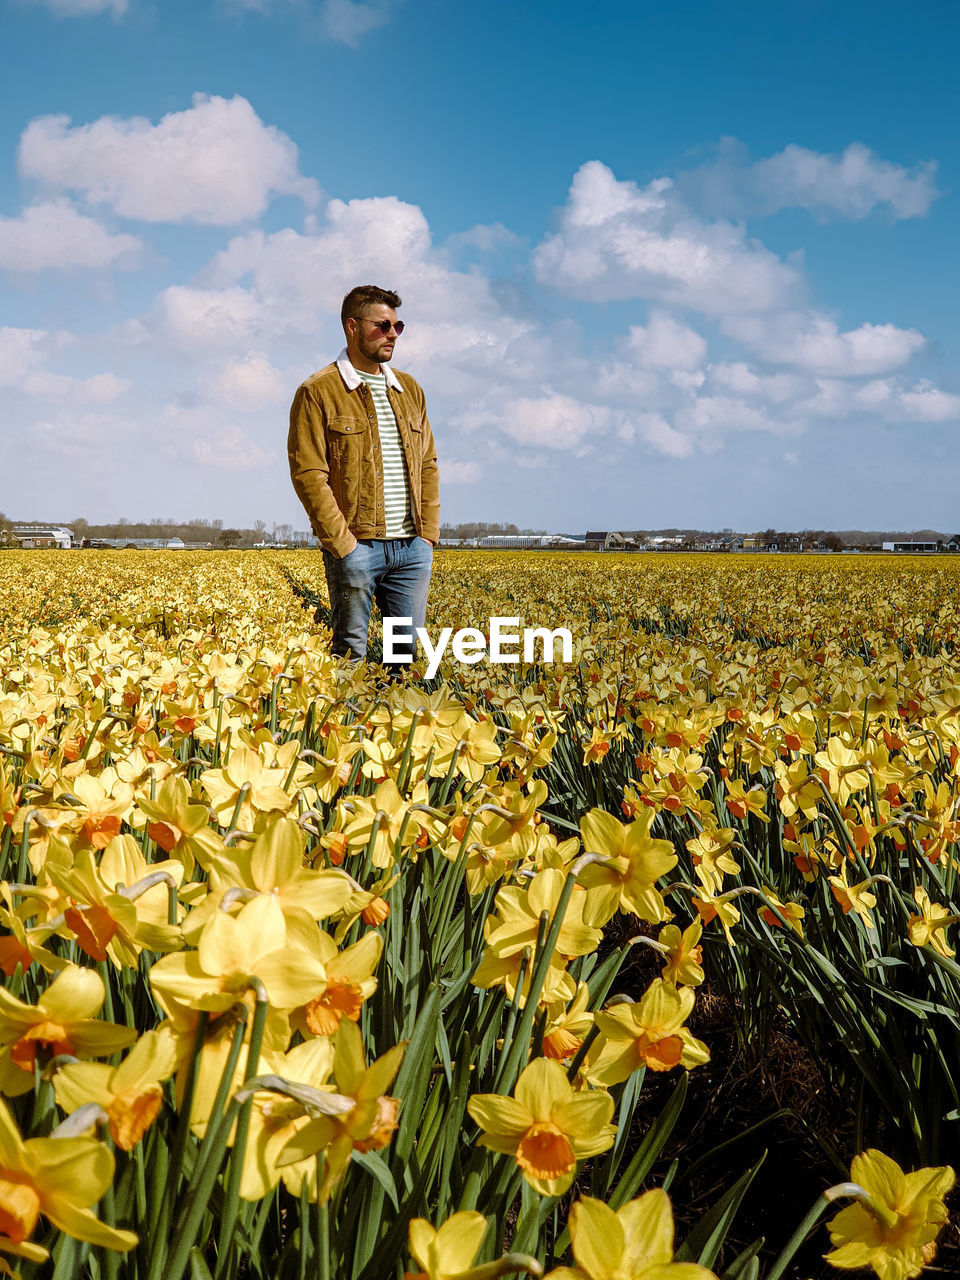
[1,0,958,533]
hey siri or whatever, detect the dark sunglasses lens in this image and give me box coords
[392,320,404,335]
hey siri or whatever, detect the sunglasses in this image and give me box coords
[354,317,405,335]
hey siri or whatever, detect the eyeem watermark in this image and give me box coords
[384,616,573,680]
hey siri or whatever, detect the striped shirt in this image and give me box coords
[356,368,416,537]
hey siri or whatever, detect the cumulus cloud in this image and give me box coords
[18,94,319,225]
[23,0,126,14]
[441,460,482,484]
[31,412,136,460]
[533,160,801,314]
[144,286,265,349]
[0,326,127,402]
[158,403,278,470]
[318,0,389,45]
[724,312,926,377]
[0,200,140,270]
[496,394,614,452]
[623,311,707,370]
[203,351,288,409]
[681,139,939,221]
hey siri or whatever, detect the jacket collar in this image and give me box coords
[336,348,403,392]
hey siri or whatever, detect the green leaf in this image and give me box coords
[189,1248,214,1280]
[675,1152,764,1269]
[352,1150,400,1211]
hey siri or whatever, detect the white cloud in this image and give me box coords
[23,0,126,14]
[0,200,139,270]
[22,370,129,402]
[724,312,926,377]
[682,139,939,221]
[441,460,482,484]
[158,404,278,470]
[533,160,801,314]
[0,326,127,402]
[634,412,694,459]
[897,384,960,423]
[708,363,807,403]
[30,412,135,460]
[497,394,613,451]
[318,0,389,46]
[0,327,52,385]
[203,352,288,409]
[624,311,707,370]
[146,286,264,349]
[18,94,319,225]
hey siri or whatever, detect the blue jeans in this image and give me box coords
[322,537,433,669]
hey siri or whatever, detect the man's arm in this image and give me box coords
[288,384,357,558]
[418,399,441,545]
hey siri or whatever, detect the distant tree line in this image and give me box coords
[67,517,307,548]
[439,521,547,540]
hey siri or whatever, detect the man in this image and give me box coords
[288,285,440,672]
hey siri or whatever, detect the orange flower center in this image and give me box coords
[10,1021,74,1073]
[304,984,365,1037]
[516,1122,575,1180]
[64,904,119,962]
[0,1177,41,1244]
[148,821,180,853]
[636,1033,685,1071]
[107,1085,164,1151]
[82,813,122,850]
[354,1096,399,1153]
[361,897,390,927]
[0,936,33,978]
[542,1028,582,1060]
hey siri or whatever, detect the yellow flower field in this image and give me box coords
[0,549,958,1280]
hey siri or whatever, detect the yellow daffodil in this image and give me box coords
[585,981,709,1085]
[0,965,136,1097]
[906,885,960,958]
[0,1097,137,1260]
[541,982,594,1062]
[52,1026,177,1149]
[276,1020,405,1204]
[577,809,677,925]
[824,1149,955,1279]
[467,1057,615,1196]
[827,868,877,929]
[482,869,602,964]
[135,774,224,872]
[200,744,297,832]
[545,1190,717,1279]
[658,921,705,987]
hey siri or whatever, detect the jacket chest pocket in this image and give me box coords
[326,416,369,517]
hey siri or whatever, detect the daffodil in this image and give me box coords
[276,1020,405,1203]
[135,774,224,872]
[541,982,594,1062]
[685,828,740,896]
[658,921,704,987]
[0,1096,137,1260]
[467,1057,615,1196]
[200,744,297,832]
[577,808,677,925]
[290,929,382,1038]
[482,869,602,965]
[585,981,709,1086]
[824,1149,954,1279]
[181,815,352,942]
[545,1190,717,1279]
[52,1026,177,1149]
[906,885,960,958]
[404,1211,488,1280]
[828,867,878,929]
[0,965,136,1097]
[150,893,333,1015]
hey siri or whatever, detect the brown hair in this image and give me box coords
[341,285,402,332]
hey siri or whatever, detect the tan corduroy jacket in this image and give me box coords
[288,352,441,558]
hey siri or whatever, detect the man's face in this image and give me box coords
[348,304,401,366]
